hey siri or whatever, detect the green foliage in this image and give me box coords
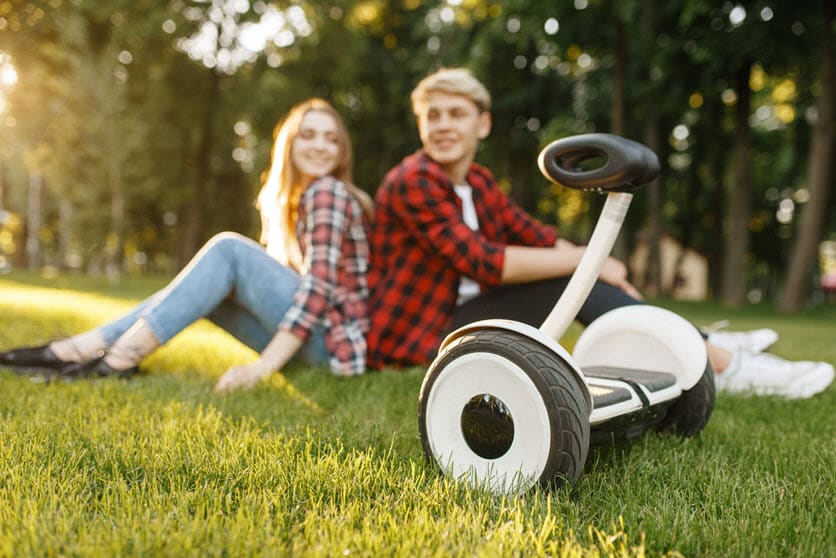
[1,274,835,556]
[0,0,833,299]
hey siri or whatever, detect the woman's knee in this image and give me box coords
[203,232,252,256]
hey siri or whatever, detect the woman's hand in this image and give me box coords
[599,257,644,300]
[214,360,274,393]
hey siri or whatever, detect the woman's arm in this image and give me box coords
[214,330,303,393]
[215,177,356,392]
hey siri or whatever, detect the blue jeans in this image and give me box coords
[97,232,329,365]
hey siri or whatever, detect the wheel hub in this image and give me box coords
[460,393,515,459]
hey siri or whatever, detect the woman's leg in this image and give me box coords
[42,294,162,364]
[207,301,330,366]
[97,295,163,345]
[100,232,331,370]
[206,301,274,352]
[134,232,300,344]
[5,234,324,372]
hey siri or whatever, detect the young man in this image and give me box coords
[366,67,833,399]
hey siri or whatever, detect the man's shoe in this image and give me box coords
[0,344,72,370]
[706,328,779,353]
[60,356,139,381]
[715,350,834,399]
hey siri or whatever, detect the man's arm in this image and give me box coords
[388,162,641,298]
[501,243,582,283]
[502,238,642,299]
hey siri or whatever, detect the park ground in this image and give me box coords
[1,272,834,557]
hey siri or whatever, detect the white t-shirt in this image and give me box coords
[454,184,481,305]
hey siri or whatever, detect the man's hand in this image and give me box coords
[557,239,643,300]
[554,238,577,249]
[599,257,644,300]
[214,361,274,393]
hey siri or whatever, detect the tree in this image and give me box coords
[778,0,834,312]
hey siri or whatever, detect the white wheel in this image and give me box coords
[418,329,590,494]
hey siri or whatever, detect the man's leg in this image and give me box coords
[450,277,641,331]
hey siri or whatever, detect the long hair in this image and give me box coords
[256,98,372,270]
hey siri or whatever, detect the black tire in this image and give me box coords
[418,328,591,492]
[654,362,715,437]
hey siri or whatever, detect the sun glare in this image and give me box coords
[174,3,312,74]
[0,55,18,87]
[0,52,17,116]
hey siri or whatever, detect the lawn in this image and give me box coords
[1,272,834,557]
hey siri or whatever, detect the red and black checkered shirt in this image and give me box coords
[279,176,369,374]
[367,150,558,369]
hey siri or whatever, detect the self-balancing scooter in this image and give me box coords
[417,134,714,494]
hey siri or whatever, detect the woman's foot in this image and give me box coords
[1,330,107,374]
[57,320,157,381]
[0,344,73,371]
[60,355,139,381]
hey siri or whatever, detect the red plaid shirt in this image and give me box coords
[367,150,558,369]
[278,176,369,374]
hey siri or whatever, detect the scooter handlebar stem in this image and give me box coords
[536,133,658,341]
[539,191,633,341]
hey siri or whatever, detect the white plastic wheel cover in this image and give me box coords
[424,352,552,494]
[573,305,707,390]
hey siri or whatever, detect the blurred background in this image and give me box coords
[0,0,832,312]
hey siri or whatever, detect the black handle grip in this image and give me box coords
[537,133,660,192]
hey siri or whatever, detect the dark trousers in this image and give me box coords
[450,278,643,331]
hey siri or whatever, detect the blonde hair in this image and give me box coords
[256,98,372,270]
[410,67,492,116]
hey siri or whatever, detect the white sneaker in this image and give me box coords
[707,327,779,353]
[715,350,835,399]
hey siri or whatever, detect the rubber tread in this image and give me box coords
[418,329,591,490]
[653,363,715,437]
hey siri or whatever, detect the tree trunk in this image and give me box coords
[703,96,727,296]
[108,158,124,277]
[26,173,42,270]
[58,199,72,268]
[642,116,663,296]
[720,61,754,307]
[777,0,834,312]
[179,70,220,265]
[0,160,5,209]
[639,0,662,296]
[610,14,629,263]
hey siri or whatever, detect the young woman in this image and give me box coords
[1,98,373,392]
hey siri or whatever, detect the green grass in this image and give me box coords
[1,272,834,557]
